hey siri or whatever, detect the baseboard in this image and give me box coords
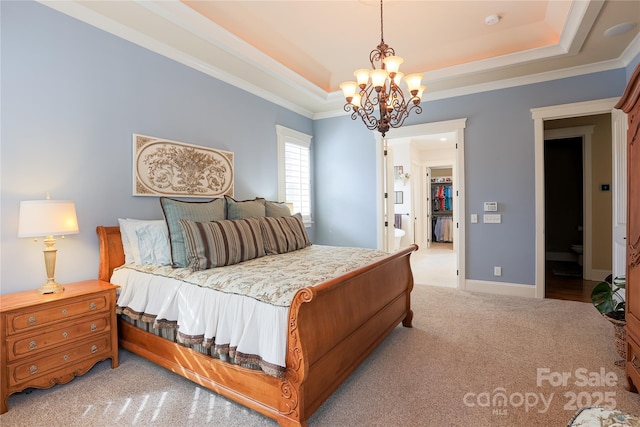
[463,279,536,298]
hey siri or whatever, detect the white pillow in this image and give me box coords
[118,219,168,265]
[136,222,171,265]
[118,218,138,264]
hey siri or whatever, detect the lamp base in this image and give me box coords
[38,281,64,294]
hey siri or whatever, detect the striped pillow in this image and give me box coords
[179,218,265,270]
[259,214,311,255]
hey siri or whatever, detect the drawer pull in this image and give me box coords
[90,302,97,311]
[90,323,97,331]
[62,332,68,338]
[28,316,36,325]
[632,354,640,370]
[63,355,69,361]
[29,365,38,375]
[29,340,37,350]
[61,309,67,316]
[91,345,98,354]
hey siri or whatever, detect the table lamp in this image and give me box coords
[18,197,79,294]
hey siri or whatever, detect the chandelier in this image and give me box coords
[340,0,425,137]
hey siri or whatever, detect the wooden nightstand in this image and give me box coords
[0,280,119,414]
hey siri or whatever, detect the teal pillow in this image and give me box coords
[265,201,292,217]
[160,197,226,267]
[225,196,266,219]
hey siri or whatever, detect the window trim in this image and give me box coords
[276,125,312,226]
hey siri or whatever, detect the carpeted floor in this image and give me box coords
[2,284,640,426]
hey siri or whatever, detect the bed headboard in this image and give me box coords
[96,226,125,282]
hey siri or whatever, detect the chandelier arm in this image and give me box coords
[356,107,380,131]
[388,104,423,129]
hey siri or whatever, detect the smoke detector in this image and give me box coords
[485,14,501,26]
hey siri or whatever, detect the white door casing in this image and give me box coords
[612,108,628,281]
[531,97,621,298]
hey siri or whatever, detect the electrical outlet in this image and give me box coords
[494,266,502,276]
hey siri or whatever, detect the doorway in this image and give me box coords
[375,119,467,289]
[543,134,598,302]
[532,99,624,300]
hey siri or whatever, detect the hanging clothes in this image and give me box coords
[432,216,454,243]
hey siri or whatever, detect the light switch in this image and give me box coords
[483,214,501,224]
[471,214,478,223]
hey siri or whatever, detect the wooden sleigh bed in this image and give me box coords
[97,225,416,426]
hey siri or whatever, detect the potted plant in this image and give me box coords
[590,276,626,366]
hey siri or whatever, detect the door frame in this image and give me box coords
[375,118,467,289]
[532,97,621,298]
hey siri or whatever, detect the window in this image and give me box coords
[276,125,312,225]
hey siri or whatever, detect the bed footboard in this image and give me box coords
[96,225,416,426]
[285,244,416,421]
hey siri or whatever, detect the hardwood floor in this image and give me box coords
[544,260,600,303]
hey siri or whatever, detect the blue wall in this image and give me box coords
[314,70,627,286]
[0,1,312,294]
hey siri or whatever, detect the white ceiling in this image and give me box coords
[41,0,640,120]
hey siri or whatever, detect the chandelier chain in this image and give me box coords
[379,0,384,43]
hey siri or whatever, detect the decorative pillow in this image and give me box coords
[225,196,266,219]
[265,201,292,217]
[179,218,265,270]
[160,197,226,268]
[135,222,171,265]
[118,218,167,265]
[259,213,311,255]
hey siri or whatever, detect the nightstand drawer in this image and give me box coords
[8,334,111,387]
[7,314,110,361]
[7,294,108,334]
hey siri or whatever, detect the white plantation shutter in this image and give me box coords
[276,125,312,224]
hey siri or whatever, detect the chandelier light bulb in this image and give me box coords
[415,85,426,103]
[382,56,404,75]
[370,69,389,89]
[354,69,371,88]
[340,81,358,100]
[351,93,362,109]
[392,72,404,87]
[404,73,423,94]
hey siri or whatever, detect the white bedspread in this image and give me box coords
[111,245,387,376]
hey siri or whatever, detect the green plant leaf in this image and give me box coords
[591,281,615,314]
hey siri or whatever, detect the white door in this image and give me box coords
[384,141,395,252]
[612,109,627,279]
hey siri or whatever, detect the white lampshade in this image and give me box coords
[370,69,389,88]
[353,69,371,87]
[351,93,362,108]
[382,56,404,74]
[392,72,404,87]
[18,200,79,237]
[404,73,424,93]
[339,81,358,99]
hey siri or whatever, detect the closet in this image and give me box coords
[616,63,639,393]
[430,175,453,243]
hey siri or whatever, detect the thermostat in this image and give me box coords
[484,202,498,212]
